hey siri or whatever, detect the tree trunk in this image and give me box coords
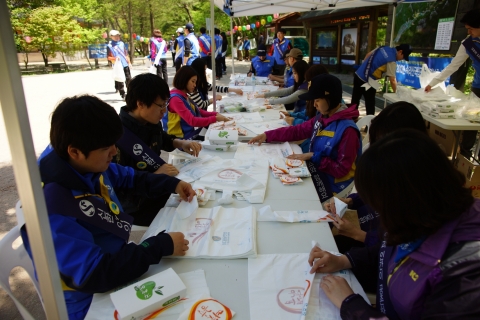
[149,3,154,35]
[95,58,99,69]
[84,49,93,69]
[60,52,69,71]
[23,52,29,69]
[182,4,193,23]
[41,51,49,67]
[127,1,134,62]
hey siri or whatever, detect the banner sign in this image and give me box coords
[88,44,107,58]
[396,56,452,89]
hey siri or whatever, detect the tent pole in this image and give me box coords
[0,2,68,318]
[230,17,235,75]
[211,0,217,111]
[384,3,397,108]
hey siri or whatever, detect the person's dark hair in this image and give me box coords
[355,129,474,246]
[173,66,198,91]
[292,60,309,92]
[200,27,207,34]
[221,32,227,41]
[190,58,208,96]
[304,65,329,118]
[50,95,123,160]
[282,49,291,60]
[278,28,286,34]
[369,101,427,144]
[125,73,170,112]
[214,28,220,35]
[153,29,162,37]
[460,9,480,28]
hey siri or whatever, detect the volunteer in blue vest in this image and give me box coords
[174,27,185,71]
[21,95,194,319]
[352,44,412,115]
[214,28,224,80]
[107,30,132,100]
[150,29,168,82]
[183,23,200,66]
[425,9,480,158]
[169,35,176,67]
[247,44,275,77]
[243,36,251,61]
[269,29,292,75]
[198,27,212,69]
[116,73,202,226]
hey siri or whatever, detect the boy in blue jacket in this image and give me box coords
[20,95,194,319]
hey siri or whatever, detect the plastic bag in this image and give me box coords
[419,64,446,92]
[112,62,126,82]
[148,65,157,74]
[456,93,480,121]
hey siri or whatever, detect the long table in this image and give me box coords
[87,146,337,319]
[384,93,480,161]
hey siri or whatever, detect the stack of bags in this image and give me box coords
[420,101,457,119]
[269,157,311,185]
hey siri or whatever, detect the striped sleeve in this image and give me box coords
[187,91,209,110]
[207,82,229,93]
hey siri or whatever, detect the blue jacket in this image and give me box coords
[198,33,211,58]
[463,36,480,89]
[185,33,200,65]
[176,35,185,59]
[271,38,291,65]
[285,67,294,88]
[214,34,223,59]
[21,146,179,319]
[243,39,251,50]
[356,46,397,82]
[250,55,274,77]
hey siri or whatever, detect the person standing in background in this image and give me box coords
[150,29,168,82]
[214,28,223,80]
[425,9,480,158]
[221,32,228,75]
[269,29,292,75]
[243,36,251,61]
[183,23,200,66]
[174,27,185,72]
[169,35,176,67]
[107,30,132,100]
[198,27,212,69]
[236,37,243,61]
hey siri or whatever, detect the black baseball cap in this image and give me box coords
[257,44,267,56]
[298,74,343,107]
[395,44,412,61]
[185,23,194,31]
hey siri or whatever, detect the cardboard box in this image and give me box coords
[454,154,480,198]
[209,129,238,145]
[428,122,456,157]
[110,268,187,320]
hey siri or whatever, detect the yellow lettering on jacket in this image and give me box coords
[316,130,335,137]
[409,270,419,281]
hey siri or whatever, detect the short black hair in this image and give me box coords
[190,58,208,96]
[461,9,480,28]
[278,28,286,34]
[369,101,427,144]
[125,73,170,112]
[355,129,474,246]
[215,28,220,35]
[200,27,207,34]
[50,95,123,160]
[173,66,198,91]
[292,60,309,92]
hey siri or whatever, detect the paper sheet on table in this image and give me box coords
[240,119,289,135]
[174,156,224,183]
[141,206,257,259]
[410,87,452,102]
[226,112,264,123]
[258,205,333,223]
[85,269,210,320]
[248,254,370,320]
[194,158,269,203]
[234,142,301,160]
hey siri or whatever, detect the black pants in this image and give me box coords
[155,59,168,82]
[215,58,222,78]
[175,57,183,72]
[351,73,377,115]
[171,52,176,67]
[201,56,212,69]
[244,49,250,61]
[221,56,226,72]
[114,66,132,97]
[461,87,480,157]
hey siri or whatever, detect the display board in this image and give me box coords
[434,17,455,50]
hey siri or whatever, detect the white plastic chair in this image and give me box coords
[0,226,43,320]
[355,115,375,147]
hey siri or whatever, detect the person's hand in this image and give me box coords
[424,85,432,92]
[280,111,290,117]
[215,95,223,101]
[268,74,274,80]
[320,275,354,309]
[175,181,195,202]
[308,246,351,274]
[255,93,265,98]
[285,116,294,126]
[324,197,352,213]
[247,72,252,77]
[168,232,189,256]
[216,114,230,122]
[248,133,267,145]
[154,163,179,176]
[182,141,202,157]
[231,88,243,95]
[287,152,313,161]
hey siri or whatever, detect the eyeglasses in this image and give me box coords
[152,101,167,110]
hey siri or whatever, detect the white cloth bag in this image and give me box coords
[112,61,126,82]
[419,63,446,91]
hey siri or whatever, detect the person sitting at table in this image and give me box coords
[163,66,230,139]
[20,95,193,319]
[257,60,309,113]
[309,129,480,318]
[115,73,202,226]
[325,101,428,254]
[267,50,291,87]
[188,58,243,111]
[247,44,275,77]
[249,74,361,203]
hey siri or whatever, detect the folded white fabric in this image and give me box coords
[141,206,257,259]
[257,205,332,222]
[177,294,236,320]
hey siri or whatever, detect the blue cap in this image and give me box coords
[185,23,194,31]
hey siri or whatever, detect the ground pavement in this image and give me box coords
[0,58,370,319]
